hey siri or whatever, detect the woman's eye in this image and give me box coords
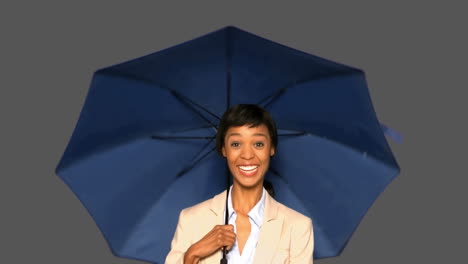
[231,142,240,147]
[255,142,264,147]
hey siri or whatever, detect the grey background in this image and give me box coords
[2,1,466,263]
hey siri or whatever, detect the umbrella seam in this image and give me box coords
[258,70,362,109]
[97,70,220,128]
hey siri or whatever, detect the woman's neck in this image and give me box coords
[231,184,263,215]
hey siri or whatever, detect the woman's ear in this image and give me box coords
[222,147,226,157]
[270,147,275,157]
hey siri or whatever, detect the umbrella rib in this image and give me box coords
[268,166,288,184]
[278,131,307,137]
[187,137,216,163]
[99,70,220,127]
[257,85,288,109]
[170,90,221,121]
[226,27,232,110]
[150,126,216,140]
[169,90,220,128]
[257,71,355,109]
[176,146,216,178]
[151,135,216,140]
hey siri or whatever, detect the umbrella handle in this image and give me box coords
[221,245,228,263]
[220,165,230,264]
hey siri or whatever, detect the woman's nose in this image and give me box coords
[240,146,254,159]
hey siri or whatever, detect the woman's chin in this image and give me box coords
[234,177,263,190]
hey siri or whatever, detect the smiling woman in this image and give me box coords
[165,104,314,264]
[222,124,275,190]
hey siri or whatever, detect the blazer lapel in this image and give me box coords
[209,189,227,223]
[202,190,228,264]
[252,193,284,264]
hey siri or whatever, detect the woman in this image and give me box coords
[165,104,314,264]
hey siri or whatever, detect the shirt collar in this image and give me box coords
[227,185,266,228]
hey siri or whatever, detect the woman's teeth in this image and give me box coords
[239,165,258,171]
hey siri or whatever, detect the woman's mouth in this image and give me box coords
[238,165,259,176]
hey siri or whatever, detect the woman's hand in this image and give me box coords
[184,224,236,264]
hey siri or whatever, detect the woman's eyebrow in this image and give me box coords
[226,132,242,138]
[252,133,268,138]
[227,133,268,138]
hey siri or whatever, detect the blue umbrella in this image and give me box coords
[56,26,400,263]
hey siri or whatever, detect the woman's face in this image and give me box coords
[222,124,275,190]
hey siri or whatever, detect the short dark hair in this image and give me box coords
[215,104,278,155]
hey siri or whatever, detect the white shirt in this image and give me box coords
[226,186,266,264]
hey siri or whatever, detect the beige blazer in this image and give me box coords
[165,190,314,264]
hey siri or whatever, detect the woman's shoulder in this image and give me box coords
[181,198,213,216]
[274,199,313,225]
[179,190,225,219]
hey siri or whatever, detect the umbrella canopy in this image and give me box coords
[56,26,399,263]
